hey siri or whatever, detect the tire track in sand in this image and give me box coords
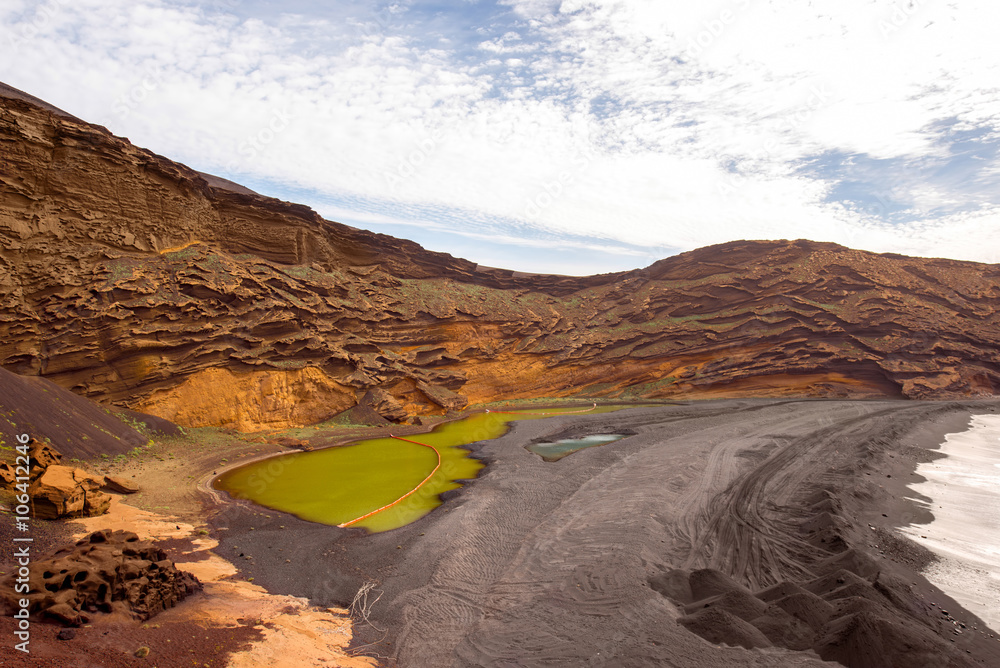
[679,402,941,589]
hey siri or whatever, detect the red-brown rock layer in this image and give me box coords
[1,85,998,429]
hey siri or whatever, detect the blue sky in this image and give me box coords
[2,0,999,273]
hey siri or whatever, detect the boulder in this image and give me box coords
[0,529,201,626]
[102,475,140,494]
[416,381,469,412]
[362,388,408,422]
[272,437,306,449]
[28,440,63,473]
[28,465,111,520]
[0,462,15,488]
[84,490,112,516]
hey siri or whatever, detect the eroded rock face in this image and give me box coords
[363,388,409,423]
[28,464,111,520]
[28,441,62,470]
[102,475,139,494]
[0,529,201,626]
[1,87,999,430]
[0,441,114,520]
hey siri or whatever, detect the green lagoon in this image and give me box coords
[215,406,623,532]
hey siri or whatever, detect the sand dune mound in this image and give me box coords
[648,568,693,604]
[824,580,895,607]
[677,607,773,650]
[771,592,835,631]
[813,549,880,578]
[685,590,769,622]
[755,580,811,603]
[750,604,817,650]
[814,608,958,668]
[801,569,871,598]
[688,568,750,601]
[799,511,843,534]
[799,508,853,553]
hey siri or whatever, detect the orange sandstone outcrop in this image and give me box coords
[28,464,111,520]
[1,83,999,430]
[136,366,356,432]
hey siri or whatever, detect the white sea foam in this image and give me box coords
[898,413,1000,632]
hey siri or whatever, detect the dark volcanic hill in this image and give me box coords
[0,366,178,460]
[1,85,998,430]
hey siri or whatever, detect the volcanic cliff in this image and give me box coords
[1,84,998,430]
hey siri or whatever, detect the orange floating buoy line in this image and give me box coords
[337,404,598,527]
[337,434,443,528]
[484,402,598,416]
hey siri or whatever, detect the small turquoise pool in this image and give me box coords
[216,406,624,532]
[526,434,627,461]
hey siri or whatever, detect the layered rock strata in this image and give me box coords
[1,85,998,429]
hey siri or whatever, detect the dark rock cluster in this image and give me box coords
[1,529,201,626]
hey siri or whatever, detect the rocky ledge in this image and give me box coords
[1,85,998,430]
[0,529,201,626]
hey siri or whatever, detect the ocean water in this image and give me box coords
[899,413,1000,632]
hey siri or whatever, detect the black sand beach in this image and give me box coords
[212,399,1000,667]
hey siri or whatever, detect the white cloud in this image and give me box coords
[0,0,998,269]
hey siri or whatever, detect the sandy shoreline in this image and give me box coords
[899,412,1000,633]
[6,398,1000,666]
[212,398,1000,667]
[0,427,379,667]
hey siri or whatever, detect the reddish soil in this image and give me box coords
[0,604,263,667]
